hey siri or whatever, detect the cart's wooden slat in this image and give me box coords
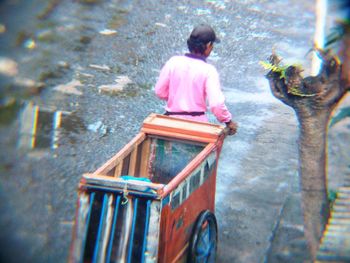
[328,218,350,226]
[331,212,350,219]
[128,148,138,176]
[332,204,350,213]
[139,138,151,178]
[316,187,350,262]
[114,163,123,178]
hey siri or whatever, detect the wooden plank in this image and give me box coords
[93,133,146,175]
[139,138,151,178]
[141,128,217,143]
[330,211,350,219]
[128,148,138,176]
[334,199,350,206]
[82,173,164,192]
[322,231,350,238]
[317,251,350,262]
[317,187,350,262]
[114,163,123,178]
[328,218,350,226]
[327,226,350,232]
[318,249,350,258]
[335,195,350,200]
[332,204,350,212]
[133,143,142,177]
[141,114,225,143]
[321,236,350,245]
[338,187,350,194]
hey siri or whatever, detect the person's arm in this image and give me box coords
[206,67,232,122]
[155,60,171,100]
[206,66,237,135]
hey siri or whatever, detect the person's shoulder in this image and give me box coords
[206,62,217,70]
[205,62,219,74]
[170,55,186,61]
[166,55,195,68]
[165,55,184,64]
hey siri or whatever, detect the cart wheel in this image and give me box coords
[188,210,218,263]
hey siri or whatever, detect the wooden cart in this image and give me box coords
[69,114,228,263]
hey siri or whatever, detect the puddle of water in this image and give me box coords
[18,102,62,150]
[17,102,86,150]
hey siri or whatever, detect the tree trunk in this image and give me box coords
[296,110,330,257]
[266,48,348,260]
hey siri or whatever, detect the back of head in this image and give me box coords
[187,24,220,54]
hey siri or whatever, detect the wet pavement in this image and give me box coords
[0,0,349,262]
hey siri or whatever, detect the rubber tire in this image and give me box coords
[188,210,218,263]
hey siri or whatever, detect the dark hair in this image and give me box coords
[187,38,208,54]
[187,24,218,54]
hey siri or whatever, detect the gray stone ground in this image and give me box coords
[0,1,349,263]
[216,104,302,262]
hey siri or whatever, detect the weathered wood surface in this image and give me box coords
[142,114,225,143]
[82,173,164,194]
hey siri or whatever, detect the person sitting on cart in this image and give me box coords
[155,24,237,135]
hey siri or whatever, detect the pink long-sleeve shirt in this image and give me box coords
[155,54,232,123]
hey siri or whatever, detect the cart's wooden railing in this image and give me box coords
[81,173,164,196]
[142,114,225,143]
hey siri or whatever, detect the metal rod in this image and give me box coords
[127,198,139,263]
[92,194,109,263]
[141,200,151,263]
[105,195,121,263]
